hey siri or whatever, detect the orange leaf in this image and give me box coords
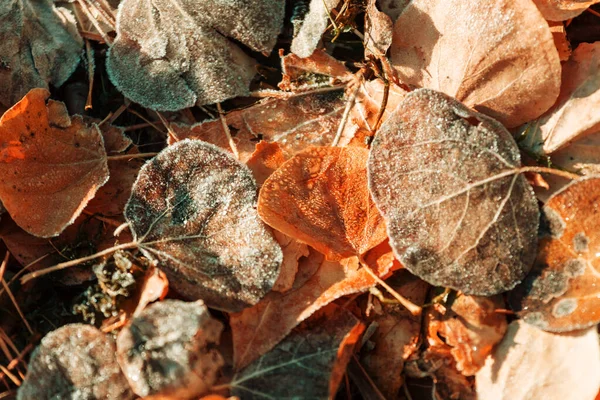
[258,146,387,260]
[0,89,109,237]
[532,0,600,20]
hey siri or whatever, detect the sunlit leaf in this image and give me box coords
[291,0,341,58]
[532,0,600,20]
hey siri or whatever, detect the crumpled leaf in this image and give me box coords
[368,89,539,295]
[231,304,364,400]
[419,346,476,400]
[0,0,82,107]
[125,139,282,312]
[291,0,341,58]
[0,89,109,237]
[549,21,572,61]
[231,241,399,369]
[360,270,429,399]
[106,0,284,110]
[259,146,387,260]
[509,177,600,332]
[18,324,134,400]
[272,230,310,293]
[117,300,224,399]
[169,91,347,159]
[476,320,600,400]
[390,0,561,127]
[426,295,507,375]
[279,49,352,92]
[521,43,600,156]
[532,0,600,20]
[364,0,393,57]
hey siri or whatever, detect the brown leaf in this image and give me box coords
[360,270,429,399]
[368,89,539,295]
[291,0,341,58]
[132,266,169,316]
[125,139,282,312]
[18,324,134,400]
[364,0,393,57]
[117,300,224,399]
[0,0,82,107]
[106,0,284,110]
[272,230,310,293]
[476,320,600,400]
[390,0,561,127]
[532,0,600,20]
[231,242,398,370]
[420,347,476,400]
[510,177,600,331]
[549,21,572,61]
[245,141,287,186]
[231,304,364,400]
[259,146,387,260]
[521,43,600,155]
[426,295,507,376]
[0,89,109,237]
[279,49,352,92]
[378,0,411,21]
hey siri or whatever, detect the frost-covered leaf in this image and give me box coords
[0,0,82,107]
[368,89,539,295]
[521,43,600,155]
[125,139,282,312]
[532,0,600,20]
[259,146,387,260]
[364,0,393,57]
[231,242,399,369]
[18,324,134,400]
[390,0,561,127]
[106,0,284,110]
[291,0,341,58]
[0,89,109,237]
[509,177,600,332]
[476,320,600,400]
[279,49,352,92]
[117,300,224,399]
[231,304,364,400]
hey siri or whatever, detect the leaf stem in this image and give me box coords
[106,152,158,161]
[332,79,361,147]
[217,103,240,160]
[517,166,580,181]
[20,241,139,285]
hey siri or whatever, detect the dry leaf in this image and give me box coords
[476,320,600,400]
[131,266,169,316]
[106,0,284,110]
[279,49,352,92]
[125,139,282,312]
[364,0,393,57]
[259,146,387,260]
[420,347,476,400]
[532,0,600,20]
[549,21,572,61]
[509,177,600,332]
[245,141,287,186]
[522,43,600,155]
[231,304,364,400]
[551,132,600,175]
[378,0,411,21]
[0,0,82,107]
[427,295,507,376]
[360,270,429,399]
[291,0,341,58]
[231,242,398,370]
[272,230,310,293]
[368,89,539,295]
[0,89,109,237]
[117,300,224,399]
[18,324,134,400]
[390,0,561,127]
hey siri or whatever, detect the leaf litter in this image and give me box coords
[4,0,600,399]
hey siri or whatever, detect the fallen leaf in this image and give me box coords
[509,177,600,332]
[368,89,539,295]
[426,295,507,376]
[231,241,398,370]
[521,42,600,155]
[117,300,224,399]
[125,139,282,312]
[0,0,82,107]
[245,141,287,186]
[132,266,169,316]
[476,320,600,400]
[390,0,561,127]
[18,324,134,400]
[279,49,352,92]
[231,304,364,400]
[106,0,284,110]
[272,230,310,293]
[0,89,109,237]
[532,0,600,20]
[291,0,341,58]
[360,270,430,399]
[364,0,393,57]
[378,0,411,21]
[549,21,572,61]
[551,132,600,175]
[420,347,476,400]
[259,146,387,260]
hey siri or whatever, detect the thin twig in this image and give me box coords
[0,366,19,387]
[517,166,580,181]
[106,152,158,161]
[332,81,361,146]
[1,253,34,335]
[216,103,239,159]
[75,0,113,44]
[155,112,177,142]
[85,40,95,110]
[127,110,167,135]
[0,254,52,298]
[249,84,347,99]
[586,7,600,18]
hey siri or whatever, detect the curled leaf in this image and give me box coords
[368,89,539,295]
[532,0,600,20]
[0,89,109,237]
[510,177,600,331]
[259,146,387,260]
[125,139,282,312]
[291,0,341,58]
[107,0,284,110]
[390,0,561,127]
[0,0,82,107]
